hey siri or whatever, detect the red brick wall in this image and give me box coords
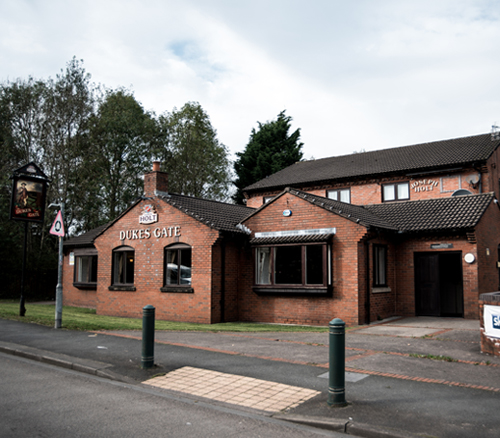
[62,257,97,308]
[206,236,247,324]
[475,201,500,295]
[485,146,500,198]
[241,192,368,326]
[245,167,486,208]
[82,199,222,324]
[360,234,398,323]
[394,235,478,318]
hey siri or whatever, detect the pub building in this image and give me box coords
[63,132,500,326]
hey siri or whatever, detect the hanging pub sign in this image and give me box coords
[10,162,49,224]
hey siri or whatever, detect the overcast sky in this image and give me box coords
[1,0,500,161]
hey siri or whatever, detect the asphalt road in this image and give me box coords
[0,352,346,438]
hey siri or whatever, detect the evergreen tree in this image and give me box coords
[233,110,303,204]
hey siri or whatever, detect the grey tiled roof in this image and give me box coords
[64,223,110,248]
[365,193,494,232]
[244,133,500,192]
[287,189,398,230]
[285,188,493,233]
[65,194,255,248]
[160,193,255,233]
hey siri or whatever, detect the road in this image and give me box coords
[0,352,344,438]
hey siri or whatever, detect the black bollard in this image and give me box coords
[141,305,155,369]
[328,318,347,406]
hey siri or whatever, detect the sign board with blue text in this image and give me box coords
[483,305,500,339]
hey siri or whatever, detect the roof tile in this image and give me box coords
[245,133,499,192]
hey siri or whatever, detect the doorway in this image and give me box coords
[414,252,463,317]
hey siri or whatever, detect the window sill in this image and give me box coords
[108,285,136,292]
[161,286,194,293]
[372,287,391,294]
[73,282,97,290]
[253,286,331,295]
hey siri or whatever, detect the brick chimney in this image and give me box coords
[144,161,168,197]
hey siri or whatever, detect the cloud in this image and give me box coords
[1,0,500,161]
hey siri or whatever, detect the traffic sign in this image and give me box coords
[50,210,65,237]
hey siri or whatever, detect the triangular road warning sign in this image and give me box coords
[50,210,65,237]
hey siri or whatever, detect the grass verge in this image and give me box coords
[0,300,329,333]
[409,353,457,362]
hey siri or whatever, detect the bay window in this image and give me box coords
[254,242,331,294]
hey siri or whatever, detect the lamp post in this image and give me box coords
[49,202,65,329]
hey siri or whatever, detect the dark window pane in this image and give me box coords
[165,249,179,284]
[374,245,387,286]
[113,250,134,285]
[306,245,323,284]
[179,248,192,285]
[275,246,302,284]
[125,253,134,284]
[91,256,98,282]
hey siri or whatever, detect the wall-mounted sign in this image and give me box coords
[139,204,158,224]
[430,243,453,249]
[411,179,439,193]
[120,226,181,241]
[283,209,292,217]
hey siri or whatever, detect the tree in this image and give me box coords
[157,102,232,201]
[233,110,303,204]
[0,59,96,299]
[41,57,96,233]
[89,89,156,223]
[0,77,54,300]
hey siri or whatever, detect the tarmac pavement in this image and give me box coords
[1,315,499,438]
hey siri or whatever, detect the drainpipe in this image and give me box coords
[364,232,375,325]
[220,238,226,323]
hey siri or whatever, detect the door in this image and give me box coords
[439,253,463,316]
[415,253,440,316]
[414,252,463,317]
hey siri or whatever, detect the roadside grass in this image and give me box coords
[0,300,329,333]
[409,353,457,362]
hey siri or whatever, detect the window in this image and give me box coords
[255,243,331,293]
[74,255,98,286]
[164,243,192,287]
[263,196,274,204]
[327,189,350,203]
[112,246,135,285]
[373,245,387,287]
[382,182,409,202]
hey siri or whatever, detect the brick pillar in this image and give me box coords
[144,161,168,197]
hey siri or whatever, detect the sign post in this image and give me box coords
[49,204,65,328]
[9,163,49,316]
